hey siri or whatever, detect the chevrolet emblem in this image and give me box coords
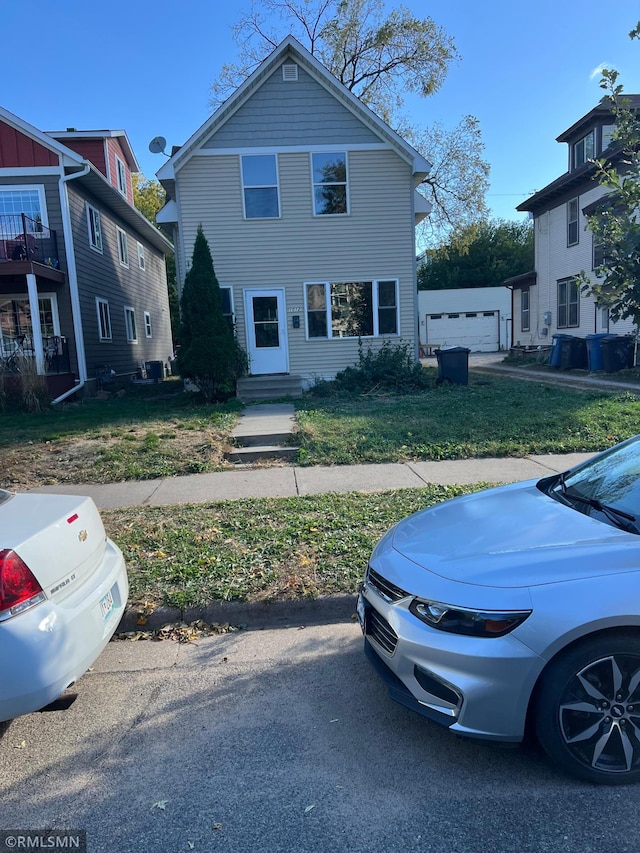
[78,530,88,542]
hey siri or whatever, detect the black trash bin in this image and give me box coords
[436,346,470,385]
[559,336,587,370]
[145,360,164,382]
[601,336,635,373]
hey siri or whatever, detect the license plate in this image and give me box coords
[99,589,114,621]
[357,592,366,633]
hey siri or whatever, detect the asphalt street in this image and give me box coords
[1,622,639,853]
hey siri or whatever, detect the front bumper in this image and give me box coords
[359,581,545,742]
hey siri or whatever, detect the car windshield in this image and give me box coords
[0,490,12,507]
[544,436,640,533]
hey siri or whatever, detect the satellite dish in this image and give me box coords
[148,136,168,155]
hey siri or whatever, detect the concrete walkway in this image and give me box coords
[27,354,634,511]
[29,452,593,510]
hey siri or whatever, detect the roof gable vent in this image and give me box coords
[282,63,298,82]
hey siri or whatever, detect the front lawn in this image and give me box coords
[294,375,640,464]
[104,485,480,608]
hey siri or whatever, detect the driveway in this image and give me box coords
[1,622,639,852]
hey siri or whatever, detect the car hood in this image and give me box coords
[391,479,639,588]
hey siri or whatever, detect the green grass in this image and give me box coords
[0,380,242,487]
[104,485,482,608]
[294,372,640,464]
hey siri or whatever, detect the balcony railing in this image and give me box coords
[0,214,60,269]
[0,334,70,375]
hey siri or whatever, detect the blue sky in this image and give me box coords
[3,1,639,229]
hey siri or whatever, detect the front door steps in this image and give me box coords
[236,374,303,402]
[227,403,299,464]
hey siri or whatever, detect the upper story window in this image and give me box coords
[558,277,579,328]
[117,227,129,266]
[144,311,152,338]
[572,131,594,169]
[0,187,46,227]
[312,152,348,215]
[241,155,280,219]
[115,156,127,196]
[137,242,145,270]
[567,198,579,246]
[87,205,103,252]
[305,279,398,338]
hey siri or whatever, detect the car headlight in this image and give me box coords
[409,598,531,638]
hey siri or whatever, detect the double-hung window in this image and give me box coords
[117,227,129,266]
[567,198,579,246]
[87,205,103,252]
[521,289,530,332]
[124,306,137,342]
[137,242,145,270]
[115,156,127,196]
[241,155,280,218]
[558,278,579,328]
[144,311,152,338]
[312,152,348,215]
[572,132,594,169]
[305,280,398,338]
[96,298,112,341]
[220,286,235,334]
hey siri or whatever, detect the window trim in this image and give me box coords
[241,154,281,219]
[137,241,145,270]
[86,204,103,253]
[115,155,127,196]
[303,279,399,340]
[96,297,112,342]
[521,288,530,332]
[124,305,138,343]
[557,277,579,329]
[220,285,235,333]
[0,185,49,228]
[144,310,152,338]
[567,198,579,247]
[572,131,595,169]
[116,226,129,267]
[311,151,349,216]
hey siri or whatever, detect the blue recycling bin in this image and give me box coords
[549,333,571,368]
[586,334,615,372]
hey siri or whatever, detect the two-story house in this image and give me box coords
[156,36,431,395]
[511,96,640,350]
[0,107,174,401]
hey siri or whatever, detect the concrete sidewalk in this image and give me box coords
[29,452,593,510]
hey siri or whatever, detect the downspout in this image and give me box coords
[52,163,91,404]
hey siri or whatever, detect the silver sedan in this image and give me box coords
[359,435,640,784]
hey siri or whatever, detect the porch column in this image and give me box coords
[26,273,45,375]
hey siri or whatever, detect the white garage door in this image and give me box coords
[426,311,499,352]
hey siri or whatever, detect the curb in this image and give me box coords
[117,593,359,633]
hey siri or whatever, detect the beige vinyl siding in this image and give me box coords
[532,184,635,341]
[68,185,173,376]
[176,147,416,380]
[203,65,380,149]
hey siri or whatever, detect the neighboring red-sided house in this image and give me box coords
[0,106,173,401]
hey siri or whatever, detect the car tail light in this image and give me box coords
[0,549,46,619]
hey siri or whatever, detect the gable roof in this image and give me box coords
[157,35,431,183]
[0,105,172,254]
[47,129,139,171]
[0,105,86,168]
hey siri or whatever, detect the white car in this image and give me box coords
[0,490,128,722]
[360,435,640,784]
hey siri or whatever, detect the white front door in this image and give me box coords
[244,288,289,375]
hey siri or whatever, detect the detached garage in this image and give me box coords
[418,286,512,352]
